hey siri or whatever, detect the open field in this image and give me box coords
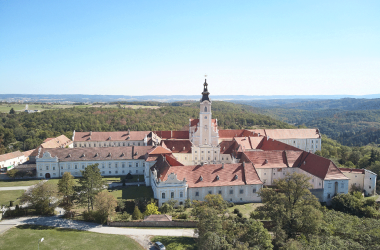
[0,103,159,113]
[0,225,144,250]
[0,190,24,206]
[152,236,197,250]
[110,186,154,200]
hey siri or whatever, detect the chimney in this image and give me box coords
[90,131,92,136]
[258,133,260,136]
[222,163,224,169]
[183,147,186,151]
[242,162,245,168]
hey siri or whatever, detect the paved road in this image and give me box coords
[0,186,32,191]
[0,216,195,237]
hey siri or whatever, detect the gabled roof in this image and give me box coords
[74,131,150,142]
[42,135,72,148]
[0,151,24,162]
[159,162,262,188]
[161,140,192,153]
[147,146,172,155]
[242,151,288,169]
[219,141,237,154]
[38,146,153,162]
[218,129,246,138]
[339,168,365,174]
[260,138,302,151]
[293,152,348,180]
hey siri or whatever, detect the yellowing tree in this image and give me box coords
[144,203,161,216]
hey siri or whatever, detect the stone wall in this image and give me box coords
[107,220,197,228]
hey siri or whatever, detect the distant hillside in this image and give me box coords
[0,101,293,154]
[238,98,380,147]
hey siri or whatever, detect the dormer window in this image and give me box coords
[265,159,268,164]
[216,175,219,180]
[95,153,99,157]
[234,174,238,180]
[199,176,203,181]
[108,152,112,157]
[81,153,85,157]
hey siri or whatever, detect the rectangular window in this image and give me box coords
[102,171,105,174]
[180,192,183,198]
[53,167,55,170]
[46,166,49,170]
[40,173,42,176]
[129,163,132,167]
[171,192,174,198]
[122,170,125,174]
[136,170,138,173]
[61,166,63,169]
[109,171,111,174]
[135,163,138,167]
[218,190,222,195]
[82,165,85,169]
[115,163,118,168]
[252,188,256,193]
[109,163,111,168]
[208,191,212,194]
[115,171,118,174]
[240,189,244,194]
[195,192,199,196]
[75,165,77,169]
[229,190,233,195]
[162,193,165,199]
[341,183,344,188]
[122,163,125,168]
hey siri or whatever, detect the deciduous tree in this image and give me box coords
[78,164,105,211]
[58,172,76,212]
[20,181,57,215]
[94,191,117,224]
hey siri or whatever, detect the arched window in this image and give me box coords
[204,107,207,112]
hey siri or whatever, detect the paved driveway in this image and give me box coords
[0,186,31,191]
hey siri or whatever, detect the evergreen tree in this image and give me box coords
[132,206,143,220]
[78,164,105,211]
[58,172,76,212]
[9,108,15,114]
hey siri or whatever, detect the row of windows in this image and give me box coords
[41,162,145,171]
[75,142,142,147]
[40,170,144,177]
[162,191,184,199]
[193,188,257,197]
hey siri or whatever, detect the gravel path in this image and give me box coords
[0,216,195,249]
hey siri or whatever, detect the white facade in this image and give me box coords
[0,151,28,170]
[277,138,321,153]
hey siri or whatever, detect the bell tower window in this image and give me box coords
[204,107,207,112]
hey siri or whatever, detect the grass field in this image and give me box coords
[0,190,25,206]
[0,179,44,187]
[110,186,154,200]
[0,103,159,113]
[152,236,197,250]
[0,225,144,250]
[227,203,263,218]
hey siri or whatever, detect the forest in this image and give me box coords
[0,101,293,154]
[235,98,380,147]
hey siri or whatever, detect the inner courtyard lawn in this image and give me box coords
[110,186,154,200]
[0,225,144,250]
[0,190,25,206]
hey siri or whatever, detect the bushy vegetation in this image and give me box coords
[331,192,380,218]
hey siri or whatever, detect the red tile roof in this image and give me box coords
[31,135,73,157]
[219,141,238,154]
[161,140,192,153]
[147,146,172,155]
[154,131,189,139]
[260,138,302,151]
[160,162,262,188]
[219,129,246,138]
[74,131,151,142]
[242,151,288,169]
[144,214,172,221]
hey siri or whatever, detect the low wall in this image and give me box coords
[107,220,197,228]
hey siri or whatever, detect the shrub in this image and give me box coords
[176,205,185,213]
[185,199,192,208]
[237,212,243,218]
[125,173,133,179]
[82,211,96,222]
[177,213,188,220]
[132,206,143,220]
[227,201,235,207]
[233,208,240,214]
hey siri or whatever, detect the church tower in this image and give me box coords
[199,79,212,145]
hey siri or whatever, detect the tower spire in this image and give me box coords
[201,78,210,102]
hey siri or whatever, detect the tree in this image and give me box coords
[94,191,118,224]
[9,108,15,114]
[132,206,143,220]
[58,172,76,212]
[255,173,323,244]
[144,202,160,216]
[78,164,105,211]
[7,169,18,179]
[20,181,57,215]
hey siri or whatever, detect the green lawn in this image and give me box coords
[0,179,44,187]
[110,186,154,200]
[227,203,263,218]
[0,190,25,206]
[0,225,144,250]
[152,236,197,250]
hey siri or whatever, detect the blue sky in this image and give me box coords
[1,1,379,96]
